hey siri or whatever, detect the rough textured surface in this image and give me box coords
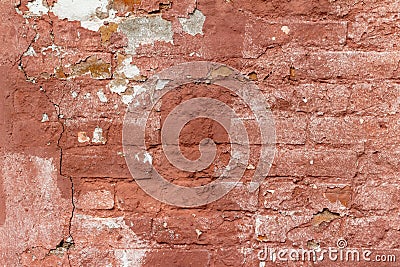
[1,0,400,266]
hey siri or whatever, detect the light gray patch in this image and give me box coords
[118,16,173,54]
[178,9,206,36]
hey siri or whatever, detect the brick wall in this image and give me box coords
[0,0,399,266]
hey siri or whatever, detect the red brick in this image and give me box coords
[358,151,400,175]
[74,180,115,211]
[261,179,353,211]
[353,179,400,212]
[248,51,400,81]
[11,120,62,148]
[349,82,400,116]
[255,213,312,242]
[244,20,347,58]
[348,12,400,50]
[263,83,350,115]
[309,116,369,145]
[275,114,307,145]
[52,20,103,51]
[269,149,358,178]
[208,182,259,211]
[4,0,400,265]
[231,0,339,19]
[294,51,400,80]
[143,249,211,267]
[152,212,253,246]
[62,146,130,178]
[115,181,162,213]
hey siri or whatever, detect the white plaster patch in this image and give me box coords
[143,152,152,164]
[178,9,206,36]
[23,46,37,57]
[72,214,150,248]
[118,56,141,79]
[114,249,147,267]
[27,0,49,16]
[108,79,129,94]
[155,79,169,90]
[92,127,107,144]
[41,44,61,56]
[41,113,49,122]
[132,85,145,97]
[281,25,290,35]
[97,89,108,103]
[118,15,173,54]
[121,94,134,105]
[0,154,70,262]
[84,92,92,99]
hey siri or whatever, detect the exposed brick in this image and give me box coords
[11,120,62,148]
[309,116,369,145]
[275,114,307,145]
[255,213,311,242]
[143,249,211,267]
[74,181,115,211]
[349,82,400,116]
[269,148,358,178]
[358,151,400,175]
[262,83,351,115]
[152,212,253,246]
[208,182,259,212]
[261,179,353,211]
[293,51,400,80]
[62,146,130,178]
[244,19,347,58]
[4,0,400,265]
[348,13,400,50]
[115,181,162,213]
[249,51,400,81]
[353,179,400,212]
[52,20,103,51]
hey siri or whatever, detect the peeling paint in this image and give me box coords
[108,78,129,94]
[143,151,152,164]
[118,56,141,79]
[99,22,119,43]
[52,0,116,31]
[27,0,49,16]
[78,132,90,143]
[70,56,111,79]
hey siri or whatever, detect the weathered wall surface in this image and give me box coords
[1,0,400,266]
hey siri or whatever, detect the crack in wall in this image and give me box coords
[41,88,75,266]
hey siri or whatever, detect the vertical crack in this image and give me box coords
[41,88,75,266]
[66,176,75,267]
